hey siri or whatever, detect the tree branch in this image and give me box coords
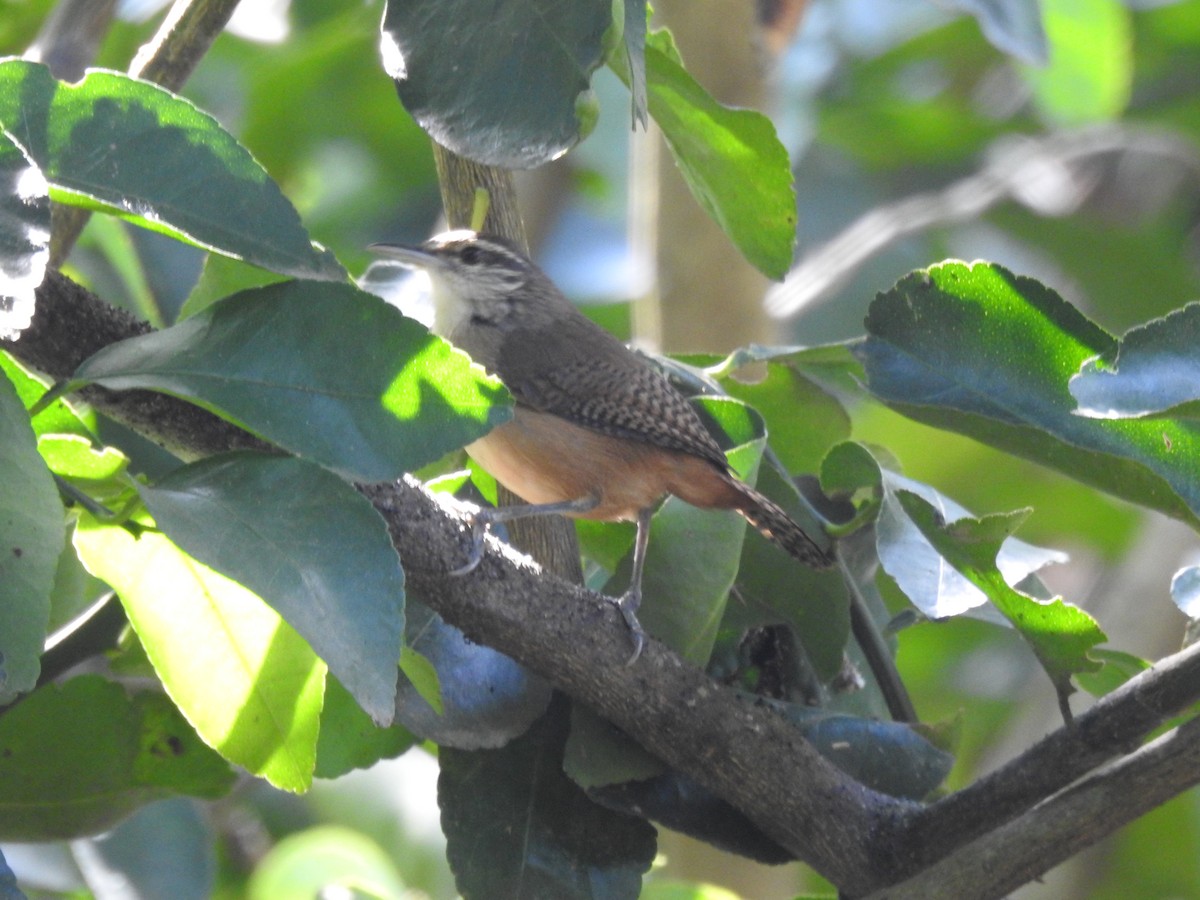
[872,715,1200,899]
[893,639,1200,875]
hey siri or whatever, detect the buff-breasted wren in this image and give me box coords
[372,230,834,661]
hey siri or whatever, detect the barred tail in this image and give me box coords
[728,479,834,569]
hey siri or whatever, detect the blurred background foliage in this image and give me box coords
[4,0,1200,896]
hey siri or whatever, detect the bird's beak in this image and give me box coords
[368,242,443,272]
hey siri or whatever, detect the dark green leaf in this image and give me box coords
[137,453,406,726]
[440,700,656,899]
[613,30,795,278]
[315,677,416,780]
[592,772,793,865]
[563,703,665,790]
[857,261,1200,527]
[395,601,551,750]
[0,127,49,340]
[725,464,849,681]
[380,0,610,168]
[0,676,234,841]
[777,706,953,800]
[0,368,63,703]
[1071,301,1200,418]
[898,490,1106,705]
[0,59,342,281]
[72,280,512,482]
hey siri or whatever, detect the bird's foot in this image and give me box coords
[448,508,493,576]
[612,587,646,666]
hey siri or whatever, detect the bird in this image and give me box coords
[371,230,834,662]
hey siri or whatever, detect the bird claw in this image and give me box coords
[448,510,491,576]
[613,588,646,666]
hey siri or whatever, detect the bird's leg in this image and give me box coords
[613,505,654,665]
[450,493,600,576]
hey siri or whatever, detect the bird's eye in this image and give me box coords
[460,245,482,265]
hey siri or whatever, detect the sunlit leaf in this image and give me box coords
[858,261,1200,527]
[74,513,326,792]
[610,30,795,278]
[138,453,405,726]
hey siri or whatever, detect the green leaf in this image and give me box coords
[380,0,610,168]
[718,361,851,474]
[563,703,665,790]
[440,701,656,899]
[0,368,63,703]
[314,677,416,780]
[725,463,850,681]
[1074,648,1150,697]
[1021,0,1132,125]
[74,512,326,792]
[248,826,408,900]
[0,350,94,438]
[0,126,49,340]
[0,59,342,281]
[80,799,217,899]
[71,279,512,482]
[0,676,234,841]
[1070,301,1200,419]
[38,435,130,509]
[137,453,405,726]
[857,261,1200,527]
[898,490,1105,707]
[616,30,795,279]
[398,646,442,716]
